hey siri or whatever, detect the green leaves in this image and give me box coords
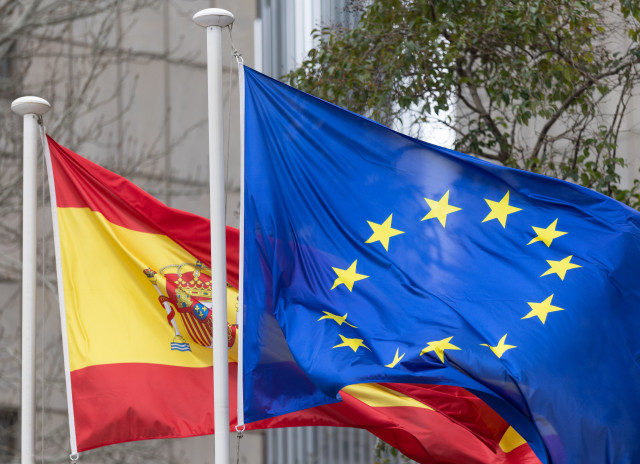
[286,0,640,210]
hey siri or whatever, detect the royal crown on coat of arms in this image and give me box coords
[143,260,236,352]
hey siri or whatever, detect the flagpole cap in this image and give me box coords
[11,96,51,116]
[193,9,235,28]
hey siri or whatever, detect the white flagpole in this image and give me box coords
[193,8,234,464]
[11,96,51,464]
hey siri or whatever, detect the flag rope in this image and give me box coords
[235,52,245,428]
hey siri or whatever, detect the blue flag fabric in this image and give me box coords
[242,66,640,464]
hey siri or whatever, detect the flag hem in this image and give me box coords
[44,133,79,457]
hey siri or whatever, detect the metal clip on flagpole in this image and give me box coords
[193,8,234,464]
[11,96,51,464]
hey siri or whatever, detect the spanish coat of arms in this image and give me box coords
[143,261,236,352]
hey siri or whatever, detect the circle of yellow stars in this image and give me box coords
[317,189,581,367]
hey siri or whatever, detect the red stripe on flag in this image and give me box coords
[71,363,215,451]
[71,363,538,463]
[71,362,339,451]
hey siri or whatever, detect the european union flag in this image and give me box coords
[242,66,640,464]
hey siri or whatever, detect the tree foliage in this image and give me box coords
[287,0,640,209]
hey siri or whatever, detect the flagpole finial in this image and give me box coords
[11,96,51,116]
[193,8,235,28]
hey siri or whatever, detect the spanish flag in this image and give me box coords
[46,136,539,462]
[46,135,243,450]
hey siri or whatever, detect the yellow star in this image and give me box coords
[331,260,369,292]
[421,190,462,228]
[481,334,517,358]
[317,311,357,328]
[420,336,461,363]
[527,218,567,247]
[523,294,565,324]
[333,334,370,353]
[482,191,522,228]
[385,348,406,368]
[365,214,405,251]
[541,255,582,280]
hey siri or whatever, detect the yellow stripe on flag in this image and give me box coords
[499,426,526,453]
[342,383,434,410]
[59,208,237,370]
